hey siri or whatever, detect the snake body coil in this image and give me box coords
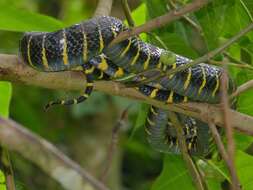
[19,16,235,156]
[20,17,123,72]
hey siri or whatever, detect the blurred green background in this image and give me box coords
[0,1,162,190]
[1,0,253,190]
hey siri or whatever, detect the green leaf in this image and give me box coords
[129,103,149,139]
[242,0,253,17]
[145,0,168,20]
[158,33,198,58]
[131,3,146,26]
[145,0,199,58]
[240,0,253,21]
[198,151,253,190]
[131,3,147,40]
[60,0,93,25]
[0,170,6,190]
[236,70,253,115]
[0,82,12,118]
[152,155,196,190]
[237,90,253,116]
[197,159,229,182]
[0,81,12,190]
[234,132,253,151]
[236,151,253,189]
[0,2,64,32]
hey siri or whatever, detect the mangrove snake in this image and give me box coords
[19,16,235,157]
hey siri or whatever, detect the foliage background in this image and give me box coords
[0,0,253,190]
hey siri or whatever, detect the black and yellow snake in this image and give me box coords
[19,16,235,156]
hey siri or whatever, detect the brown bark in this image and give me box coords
[0,54,253,136]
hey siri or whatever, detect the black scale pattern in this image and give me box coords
[29,33,44,70]
[65,24,84,65]
[44,31,65,71]
[146,107,212,156]
[19,16,234,156]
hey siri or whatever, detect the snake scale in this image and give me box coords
[19,16,235,156]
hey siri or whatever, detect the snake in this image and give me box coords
[19,16,235,156]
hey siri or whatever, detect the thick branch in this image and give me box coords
[0,54,253,136]
[0,117,109,190]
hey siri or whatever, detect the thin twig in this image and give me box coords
[93,0,113,17]
[100,106,130,182]
[220,69,241,190]
[207,122,229,164]
[0,117,110,190]
[167,0,208,55]
[109,0,210,46]
[239,0,253,22]
[1,54,253,136]
[147,32,169,50]
[167,0,203,34]
[133,22,253,86]
[121,0,135,27]
[0,148,16,190]
[207,122,240,186]
[223,52,251,66]
[230,79,253,98]
[210,60,253,71]
[168,111,206,190]
[122,0,168,50]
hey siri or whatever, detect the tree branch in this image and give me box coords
[131,21,253,86]
[93,0,113,17]
[168,111,206,190]
[210,60,253,71]
[0,148,16,190]
[100,106,130,182]
[109,0,209,46]
[121,0,135,27]
[0,117,110,190]
[167,0,203,34]
[231,79,253,98]
[208,122,239,189]
[220,70,241,190]
[1,54,253,136]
